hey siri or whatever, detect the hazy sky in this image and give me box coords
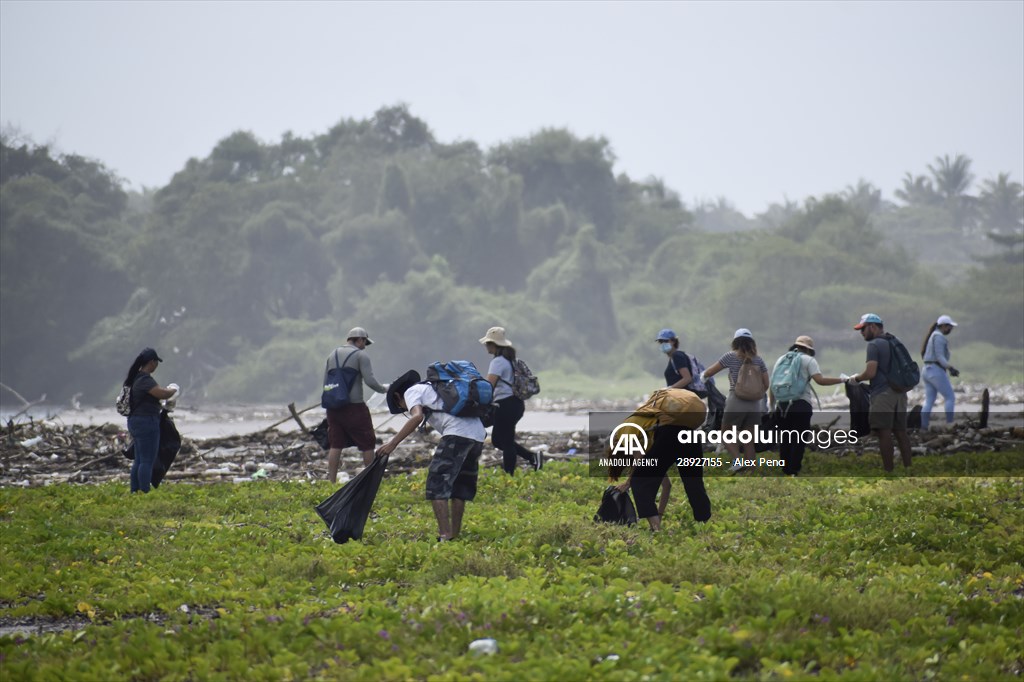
[2,0,1021,215]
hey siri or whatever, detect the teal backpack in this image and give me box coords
[770,350,817,411]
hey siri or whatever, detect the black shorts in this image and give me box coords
[425,436,483,501]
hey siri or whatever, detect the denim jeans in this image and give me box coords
[922,364,955,429]
[128,415,161,493]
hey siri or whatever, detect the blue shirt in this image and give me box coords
[923,331,951,369]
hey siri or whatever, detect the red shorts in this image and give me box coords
[326,403,376,451]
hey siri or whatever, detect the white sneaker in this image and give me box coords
[728,463,747,474]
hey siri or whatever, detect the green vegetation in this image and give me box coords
[2,454,1022,680]
[2,109,1021,406]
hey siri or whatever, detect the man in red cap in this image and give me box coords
[847,314,913,472]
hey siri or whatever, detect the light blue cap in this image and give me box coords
[656,328,677,341]
[853,313,883,329]
[733,328,753,339]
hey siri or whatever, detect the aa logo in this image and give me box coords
[609,423,648,456]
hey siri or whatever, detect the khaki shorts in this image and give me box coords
[869,388,908,431]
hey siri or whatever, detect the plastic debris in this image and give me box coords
[468,638,499,655]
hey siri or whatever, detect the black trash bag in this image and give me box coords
[152,410,181,488]
[593,485,638,526]
[755,410,779,453]
[704,380,726,431]
[315,453,390,544]
[846,381,871,438]
[310,418,330,450]
[907,404,922,430]
[121,410,181,488]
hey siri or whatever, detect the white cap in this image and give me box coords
[936,315,958,327]
[733,328,753,339]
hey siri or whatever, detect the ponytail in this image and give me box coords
[122,352,147,388]
[920,323,939,358]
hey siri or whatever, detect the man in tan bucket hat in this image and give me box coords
[322,326,388,482]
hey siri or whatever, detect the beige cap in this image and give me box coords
[346,326,373,345]
[479,326,513,347]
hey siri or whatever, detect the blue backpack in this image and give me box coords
[321,349,360,410]
[424,361,494,418]
[685,352,709,396]
[770,350,814,407]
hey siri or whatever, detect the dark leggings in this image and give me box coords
[776,399,812,475]
[631,425,711,522]
[492,396,535,475]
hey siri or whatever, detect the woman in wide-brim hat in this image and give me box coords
[768,336,844,476]
[479,327,543,475]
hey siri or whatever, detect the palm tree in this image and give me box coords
[978,172,1024,233]
[927,154,977,230]
[928,154,975,201]
[894,172,939,206]
[843,179,886,215]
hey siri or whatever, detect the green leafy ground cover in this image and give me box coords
[2,452,1022,681]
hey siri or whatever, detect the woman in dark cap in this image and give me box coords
[122,348,178,493]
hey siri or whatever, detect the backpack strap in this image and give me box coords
[326,348,359,372]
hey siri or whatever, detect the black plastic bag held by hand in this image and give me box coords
[593,486,638,526]
[315,453,390,544]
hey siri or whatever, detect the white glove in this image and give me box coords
[699,372,708,383]
[167,383,180,395]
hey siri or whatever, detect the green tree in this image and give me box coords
[241,201,330,320]
[489,129,618,238]
[526,225,619,351]
[894,172,940,207]
[978,172,1023,234]
[377,162,413,215]
[928,153,977,229]
[0,156,131,402]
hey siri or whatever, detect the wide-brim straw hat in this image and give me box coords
[479,326,513,347]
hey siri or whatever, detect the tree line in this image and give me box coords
[1,105,1021,406]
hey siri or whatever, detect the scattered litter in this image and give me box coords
[468,638,498,655]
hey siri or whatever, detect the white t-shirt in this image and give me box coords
[402,383,486,442]
[488,355,515,401]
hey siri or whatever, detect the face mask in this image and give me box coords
[660,343,673,353]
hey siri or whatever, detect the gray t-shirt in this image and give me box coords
[488,355,515,401]
[866,337,892,397]
[325,346,387,404]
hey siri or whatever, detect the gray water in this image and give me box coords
[4,402,1021,440]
